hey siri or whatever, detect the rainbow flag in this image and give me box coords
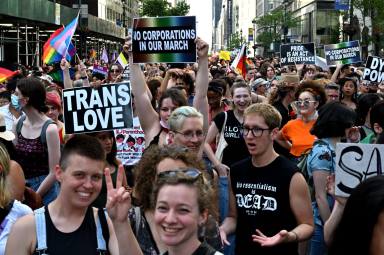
[230,44,248,78]
[44,15,79,64]
[43,27,76,64]
[0,67,18,83]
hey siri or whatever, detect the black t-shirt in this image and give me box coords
[230,156,299,255]
[214,110,250,167]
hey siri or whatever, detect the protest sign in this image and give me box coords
[92,64,108,78]
[132,16,196,63]
[114,116,145,166]
[280,43,316,66]
[62,82,133,134]
[363,56,384,82]
[335,143,384,197]
[324,41,361,66]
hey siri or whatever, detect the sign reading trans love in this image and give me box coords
[280,43,316,66]
[62,82,133,134]
[132,16,196,63]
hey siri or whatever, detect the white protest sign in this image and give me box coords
[335,143,384,197]
[62,82,133,134]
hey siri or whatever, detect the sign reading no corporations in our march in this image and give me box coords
[363,56,384,83]
[62,82,133,134]
[335,143,384,197]
[132,16,196,63]
[280,43,316,66]
[324,41,361,66]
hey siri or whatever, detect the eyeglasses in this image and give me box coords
[293,100,317,108]
[240,126,270,137]
[157,168,201,180]
[173,130,204,140]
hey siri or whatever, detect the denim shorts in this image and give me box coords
[26,175,59,205]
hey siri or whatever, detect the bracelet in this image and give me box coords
[291,231,299,242]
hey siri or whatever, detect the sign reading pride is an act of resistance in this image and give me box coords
[363,56,384,83]
[280,43,316,66]
[62,82,133,134]
[324,41,361,66]
[335,143,384,197]
[132,16,196,63]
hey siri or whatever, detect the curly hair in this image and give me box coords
[133,145,206,211]
[295,80,327,109]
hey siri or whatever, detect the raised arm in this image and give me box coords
[193,38,209,132]
[61,58,73,89]
[126,40,161,144]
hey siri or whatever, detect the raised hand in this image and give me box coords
[105,164,131,222]
[252,229,290,247]
[195,37,209,59]
[60,58,70,71]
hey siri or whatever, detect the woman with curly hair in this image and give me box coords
[275,80,327,159]
[131,145,220,255]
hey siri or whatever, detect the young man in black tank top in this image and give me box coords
[6,135,143,255]
[219,103,314,255]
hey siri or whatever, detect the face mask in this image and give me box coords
[11,94,21,111]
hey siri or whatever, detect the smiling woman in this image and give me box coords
[153,169,223,255]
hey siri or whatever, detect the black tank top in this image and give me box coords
[231,156,299,255]
[44,207,100,255]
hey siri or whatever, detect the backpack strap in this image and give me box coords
[34,207,48,252]
[40,119,55,147]
[134,206,141,237]
[95,209,108,252]
[15,115,27,136]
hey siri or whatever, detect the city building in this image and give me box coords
[0,0,139,65]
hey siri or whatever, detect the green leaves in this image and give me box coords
[139,0,190,17]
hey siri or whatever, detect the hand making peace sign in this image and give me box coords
[105,164,132,222]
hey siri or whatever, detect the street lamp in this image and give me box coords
[252,19,257,57]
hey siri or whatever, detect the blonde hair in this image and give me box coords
[0,144,11,208]
[244,103,282,130]
[168,106,203,132]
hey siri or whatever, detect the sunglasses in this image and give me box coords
[157,168,202,180]
[110,69,120,73]
[293,100,316,108]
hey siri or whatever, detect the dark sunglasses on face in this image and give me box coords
[293,100,316,108]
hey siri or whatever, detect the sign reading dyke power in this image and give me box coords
[335,143,384,197]
[280,43,316,66]
[62,82,133,134]
[132,16,196,63]
[324,41,361,66]
[363,56,384,83]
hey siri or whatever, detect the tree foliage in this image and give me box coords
[228,32,245,50]
[254,8,300,49]
[140,0,190,17]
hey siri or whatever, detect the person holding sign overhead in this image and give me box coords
[128,36,209,148]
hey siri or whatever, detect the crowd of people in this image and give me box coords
[0,36,383,255]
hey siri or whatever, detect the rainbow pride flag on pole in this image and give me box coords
[43,14,79,64]
[0,67,19,83]
[230,44,248,78]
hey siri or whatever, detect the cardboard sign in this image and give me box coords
[114,116,145,166]
[280,43,316,66]
[324,41,361,66]
[335,143,384,197]
[132,16,196,63]
[363,56,384,82]
[62,82,133,134]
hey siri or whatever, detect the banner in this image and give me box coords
[248,27,254,42]
[132,16,196,63]
[363,56,384,83]
[335,143,384,197]
[324,41,361,66]
[62,82,133,134]
[280,43,316,66]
